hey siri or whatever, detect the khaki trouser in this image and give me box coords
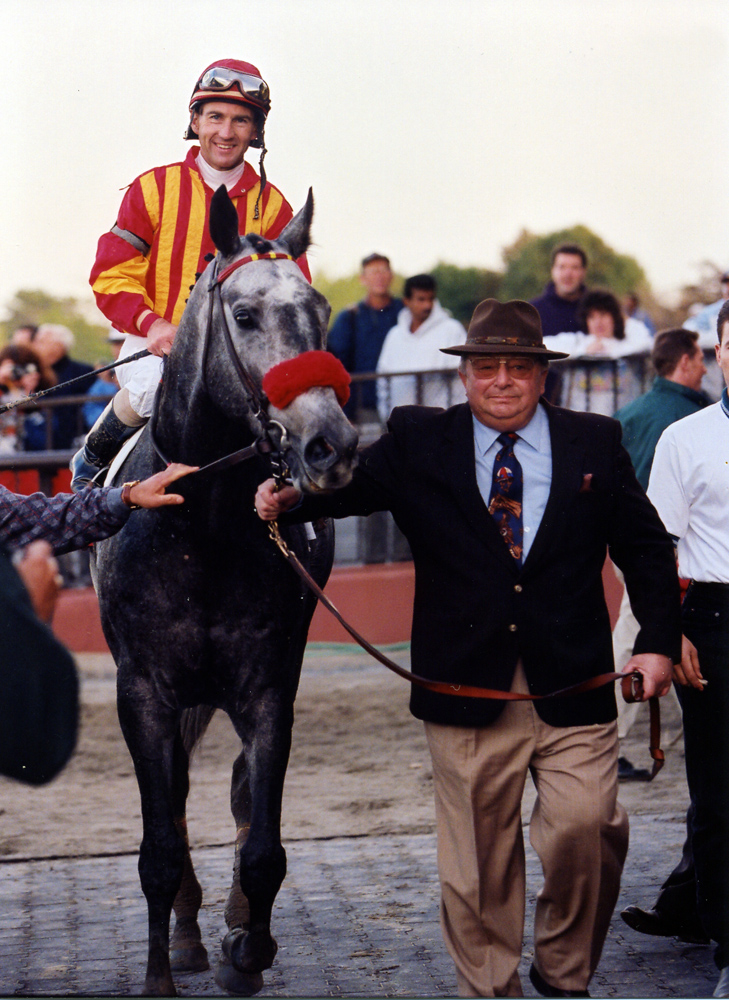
[424,666,628,998]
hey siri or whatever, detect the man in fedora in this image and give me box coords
[255,299,681,997]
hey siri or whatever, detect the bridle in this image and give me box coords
[148,251,299,483]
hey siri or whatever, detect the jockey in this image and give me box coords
[72,59,310,490]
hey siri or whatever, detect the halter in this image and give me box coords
[148,250,349,485]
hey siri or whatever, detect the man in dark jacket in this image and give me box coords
[256,299,681,998]
[530,243,588,337]
[531,244,589,404]
[327,253,403,418]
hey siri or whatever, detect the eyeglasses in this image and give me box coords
[197,67,270,106]
[469,357,540,379]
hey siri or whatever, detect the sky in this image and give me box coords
[1,0,728,323]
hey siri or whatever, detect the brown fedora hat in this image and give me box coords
[440,299,569,360]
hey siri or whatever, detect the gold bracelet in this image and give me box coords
[121,480,142,510]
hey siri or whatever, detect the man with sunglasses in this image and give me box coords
[255,298,681,998]
[72,59,309,490]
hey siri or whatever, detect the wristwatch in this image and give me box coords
[121,480,142,510]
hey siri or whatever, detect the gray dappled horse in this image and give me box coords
[93,188,358,996]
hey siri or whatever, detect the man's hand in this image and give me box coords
[255,478,302,521]
[673,635,705,690]
[146,319,178,358]
[621,652,674,700]
[14,540,62,623]
[127,463,200,508]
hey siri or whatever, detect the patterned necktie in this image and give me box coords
[488,432,523,563]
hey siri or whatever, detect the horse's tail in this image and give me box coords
[180,704,217,759]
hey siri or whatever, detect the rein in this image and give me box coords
[267,520,665,780]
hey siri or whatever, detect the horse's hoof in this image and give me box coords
[170,940,210,973]
[214,956,264,997]
[222,926,277,974]
[143,975,177,997]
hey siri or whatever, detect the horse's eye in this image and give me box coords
[234,308,256,329]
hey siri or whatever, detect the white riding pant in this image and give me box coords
[116,334,164,419]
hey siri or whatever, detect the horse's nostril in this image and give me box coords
[304,435,337,470]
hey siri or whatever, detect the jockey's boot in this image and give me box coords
[70,399,142,492]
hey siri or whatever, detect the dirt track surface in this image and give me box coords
[0,646,689,861]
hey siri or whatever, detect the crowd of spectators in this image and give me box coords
[328,243,724,427]
[0,324,119,454]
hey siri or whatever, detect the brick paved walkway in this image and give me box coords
[0,818,717,998]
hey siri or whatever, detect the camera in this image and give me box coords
[10,363,37,381]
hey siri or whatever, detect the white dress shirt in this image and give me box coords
[648,399,729,583]
[472,402,552,561]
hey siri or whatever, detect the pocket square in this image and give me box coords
[579,473,594,493]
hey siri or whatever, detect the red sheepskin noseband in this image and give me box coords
[262,351,351,409]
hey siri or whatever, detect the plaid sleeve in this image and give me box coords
[0,486,130,555]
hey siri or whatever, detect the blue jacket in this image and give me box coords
[327,297,403,411]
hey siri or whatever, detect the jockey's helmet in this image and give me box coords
[185,59,270,147]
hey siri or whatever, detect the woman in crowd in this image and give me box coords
[0,345,57,452]
[544,289,653,415]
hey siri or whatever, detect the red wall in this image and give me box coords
[52,559,623,654]
[0,468,72,495]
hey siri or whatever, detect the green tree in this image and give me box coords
[500,225,648,302]
[1,289,111,363]
[430,263,502,327]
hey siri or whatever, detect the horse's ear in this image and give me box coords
[209,185,241,258]
[278,188,314,260]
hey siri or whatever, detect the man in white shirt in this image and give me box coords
[376,274,466,421]
[645,299,729,999]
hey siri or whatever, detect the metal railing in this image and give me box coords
[0,356,658,570]
[0,392,102,452]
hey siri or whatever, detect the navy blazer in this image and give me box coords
[296,401,682,728]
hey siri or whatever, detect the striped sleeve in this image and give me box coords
[90,170,163,335]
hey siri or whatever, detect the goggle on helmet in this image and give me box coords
[185,60,270,147]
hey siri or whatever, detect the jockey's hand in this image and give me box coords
[621,652,673,701]
[14,540,62,623]
[673,635,705,690]
[146,319,178,358]
[255,478,302,521]
[128,463,199,508]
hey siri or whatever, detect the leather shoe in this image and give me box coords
[714,965,729,998]
[618,756,651,781]
[621,904,709,944]
[529,963,590,998]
